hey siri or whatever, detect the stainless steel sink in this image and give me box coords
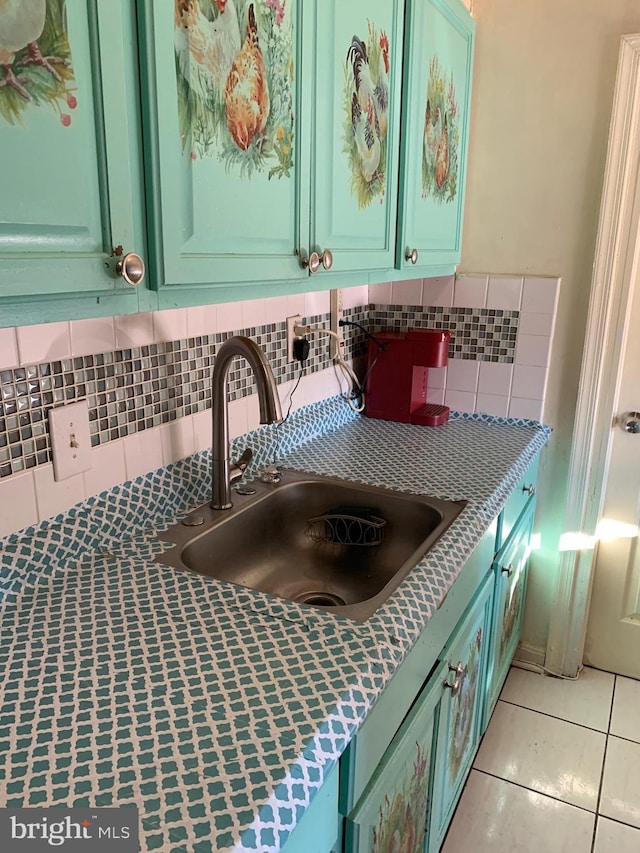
[156,470,466,621]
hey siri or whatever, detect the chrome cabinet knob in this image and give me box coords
[301,249,333,274]
[621,411,640,434]
[501,564,514,577]
[115,252,145,286]
[405,247,418,264]
[444,661,464,696]
[522,484,536,496]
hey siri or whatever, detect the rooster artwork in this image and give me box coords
[422,56,459,203]
[343,22,390,209]
[175,0,294,180]
[0,0,76,126]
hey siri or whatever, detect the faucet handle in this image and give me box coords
[229,447,253,483]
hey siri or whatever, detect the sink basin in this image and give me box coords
[156,470,466,621]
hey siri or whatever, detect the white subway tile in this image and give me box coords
[428,365,447,390]
[285,293,306,318]
[229,396,250,438]
[304,289,331,317]
[446,359,479,393]
[512,364,548,400]
[454,274,488,309]
[476,393,510,418]
[0,471,38,538]
[392,279,423,305]
[153,308,188,343]
[123,428,164,481]
[17,322,71,365]
[426,387,445,406]
[114,313,154,348]
[70,317,116,357]
[519,311,556,337]
[33,463,86,522]
[369,282,392,305]
[423,276,454,308]
[160,418,195,465]
[508,397,544,421]
[186,303,218,338]
[0,328,19,369]
[192,409,212,453]
[444,389,476,413]
[516,334,552,367]
[242,298,264,329]
[522,276,561,314]
[478,362,513,396]
[342,285,369,311]
[217,299,243,333]
[487,276,523,311]
[83,440,127,497]
[261,295,289,327]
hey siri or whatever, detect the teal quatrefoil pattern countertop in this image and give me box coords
[0,397,551,852]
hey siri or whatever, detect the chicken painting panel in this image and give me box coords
[0,0,77,126]
[344,22,390,209]
[175,0,294,180]
[422,56,459,203]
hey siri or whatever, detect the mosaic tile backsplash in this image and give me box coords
[0,301,520,480]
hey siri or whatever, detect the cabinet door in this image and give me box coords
[396,0,474,274]
[305,0,404,277]
[429,572,493,852]
[344,661,447,853]
[139,0,306,297]
[483,501,536,731]
[0,0,147,321]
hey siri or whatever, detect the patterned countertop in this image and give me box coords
[0,398,550,852]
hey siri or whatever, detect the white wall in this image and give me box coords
[460,0,640,655]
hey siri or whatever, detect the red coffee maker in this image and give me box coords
[365,328,450,426]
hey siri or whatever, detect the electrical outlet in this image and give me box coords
[330,289,343,359]
[48,401,92,482]
[286,314,302,362]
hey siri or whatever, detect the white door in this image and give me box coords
[584,269,640,678]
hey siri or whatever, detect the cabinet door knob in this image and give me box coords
[522,484,536,496]
[501,564,514,577]
[620,411,640,434]
[444,661,464,696]
[115,252,145,286]
[301,249,333,274]
[405,247,419,264]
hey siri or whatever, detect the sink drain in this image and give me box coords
[294,591,346,608]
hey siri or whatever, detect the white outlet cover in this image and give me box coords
[49,401,92,482]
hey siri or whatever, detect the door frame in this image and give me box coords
[545,34,640,677]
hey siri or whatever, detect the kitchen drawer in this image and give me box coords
[281,763,339,853]
[344,660,447,853]
[496,456,539,552]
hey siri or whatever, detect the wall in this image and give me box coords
[460,0,640,656]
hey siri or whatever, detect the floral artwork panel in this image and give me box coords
[422,55,459,204]
[343,20,390,209]
[447,627,481,785]
[174,0,294,180]
[0,0,77,127]
[371,740,431,853]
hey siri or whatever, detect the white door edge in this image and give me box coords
[545,33,640,677]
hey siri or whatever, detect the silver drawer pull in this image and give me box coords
[501,564,514,577]
[522,484,535,496]
[444,661,464,696]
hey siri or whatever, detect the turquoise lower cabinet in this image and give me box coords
[344,660,447,853]
[281,763,339,853]
[428,572,494,852]
[483,499,536,731]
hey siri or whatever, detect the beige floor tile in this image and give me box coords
[594,817,640,853]
[474,701,606,810]
[610,676,640,743]
[600,736,640,829]
[442,770,595,853]
[500,665,614,731]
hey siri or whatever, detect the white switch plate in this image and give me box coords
[49,401,92,482]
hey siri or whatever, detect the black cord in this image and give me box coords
[339,318,389,351]
[274,363,305,463]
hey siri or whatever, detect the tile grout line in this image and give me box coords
[472,768,598,817]
[590,674,618,852]
[497,697,611,736]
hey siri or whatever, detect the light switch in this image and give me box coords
[48,401,92,482]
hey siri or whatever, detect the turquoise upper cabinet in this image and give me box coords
[304,0,404,278]
[397,0,474,275]
[139,0,306,302]
[0,0,149,326]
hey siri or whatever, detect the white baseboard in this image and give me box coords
[513,641,546,668]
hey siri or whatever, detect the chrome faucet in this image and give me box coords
[211,335,282,509]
